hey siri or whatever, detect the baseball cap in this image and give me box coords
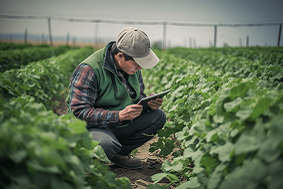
[116,27,159,69]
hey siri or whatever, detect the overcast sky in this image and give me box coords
[0,0,283,47]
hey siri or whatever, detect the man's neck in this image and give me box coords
[113,55,122,71]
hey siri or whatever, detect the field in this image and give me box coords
[1,42,283,189]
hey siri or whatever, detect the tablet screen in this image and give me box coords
[137,89,170,105]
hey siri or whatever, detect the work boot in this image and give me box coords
[110,154,143,169]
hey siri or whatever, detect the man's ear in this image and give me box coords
[117,52,124,59]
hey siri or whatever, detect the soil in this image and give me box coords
[52,97,176,189]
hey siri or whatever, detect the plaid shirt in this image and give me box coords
[68,62,147,128]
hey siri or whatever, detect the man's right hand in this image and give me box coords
[119,104,143,121]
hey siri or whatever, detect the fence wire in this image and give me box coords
[0,15,282,47]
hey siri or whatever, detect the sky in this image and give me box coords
[0,0,283,48]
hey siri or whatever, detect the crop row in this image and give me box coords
[0,42,46,51]
[169,46,283,67]
[168,47,283,87]
[0,45,72,72]
[0,46,93,108]
[142,49,283,189]
[0,47,132,189]
[205,46,283,65]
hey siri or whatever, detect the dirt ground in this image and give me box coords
[52,97,175,189]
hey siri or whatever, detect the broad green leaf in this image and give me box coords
[207,163,227,189]
[162,160,183,172]
[9,149,27,164]
[206,130,217,142]
[235,105,252,120]
[152,173,168,184]
[249,97,272,120]
[223,97,242,112]
[27,159,60,173]
[234,133,261,155]
[92,144,110,162]
[51,177,74,189]
[167,173,180,183]
[228,82,251,100]
[219,160,267,189]
[147,183,168,189]
[161,139,176,157]
[9,175,35,189]
[210,142,234,162]
[183,148,203,162]
[176,177,201,189]
[190,120,206,135]
[215,88,230,115]
[200,154,218,176]
[268,160,283,189]
[213,115,224,123]
[257,137,281,163]
[193,166,204,174]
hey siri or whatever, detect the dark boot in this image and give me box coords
[110,154,143,169]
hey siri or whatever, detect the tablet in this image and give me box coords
[137,89,170,105]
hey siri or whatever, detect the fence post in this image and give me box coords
[94,23,99,46]
[66,32,70,45]
[24,29,27,44]
[163,22,167,50]
[73,37,76,46]
[214,25,217,47]
[246,35,249,47]
[278,24,282,47]
[47,18,53,46]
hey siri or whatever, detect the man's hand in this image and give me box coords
[119,104,143,121]
[147,93,163,110]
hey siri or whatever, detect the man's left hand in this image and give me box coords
[147,93,163,110]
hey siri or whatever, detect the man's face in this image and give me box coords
[116,53,142,75]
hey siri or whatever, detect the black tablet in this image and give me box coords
[137,89,170,105]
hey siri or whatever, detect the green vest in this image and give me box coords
[66,46,141,113]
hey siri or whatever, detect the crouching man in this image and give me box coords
[66,27,166,169]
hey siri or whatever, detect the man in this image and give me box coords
[66,27,166,169]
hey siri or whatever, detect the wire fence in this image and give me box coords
[0,15,282,48]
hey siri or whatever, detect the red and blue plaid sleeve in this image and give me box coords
[68,64,119,128]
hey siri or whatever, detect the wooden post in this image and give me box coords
[246,35,249,47]
[214,25,217,47]
[66,32,70,45]
[47,18,53,46]
[24,29,27,44]
[94,23,99,46]
[278,24,282,47]
[163,22,167,50]
[73,37,76,46]
[194,38,197,48]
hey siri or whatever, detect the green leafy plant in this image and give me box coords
[0,95,131,189]
[0,46,94,109]
[0,45,71,72]
[142,48,283,189]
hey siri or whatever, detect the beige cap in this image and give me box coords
[116,27,159,69]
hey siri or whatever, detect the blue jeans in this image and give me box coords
[88,109,166,159]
